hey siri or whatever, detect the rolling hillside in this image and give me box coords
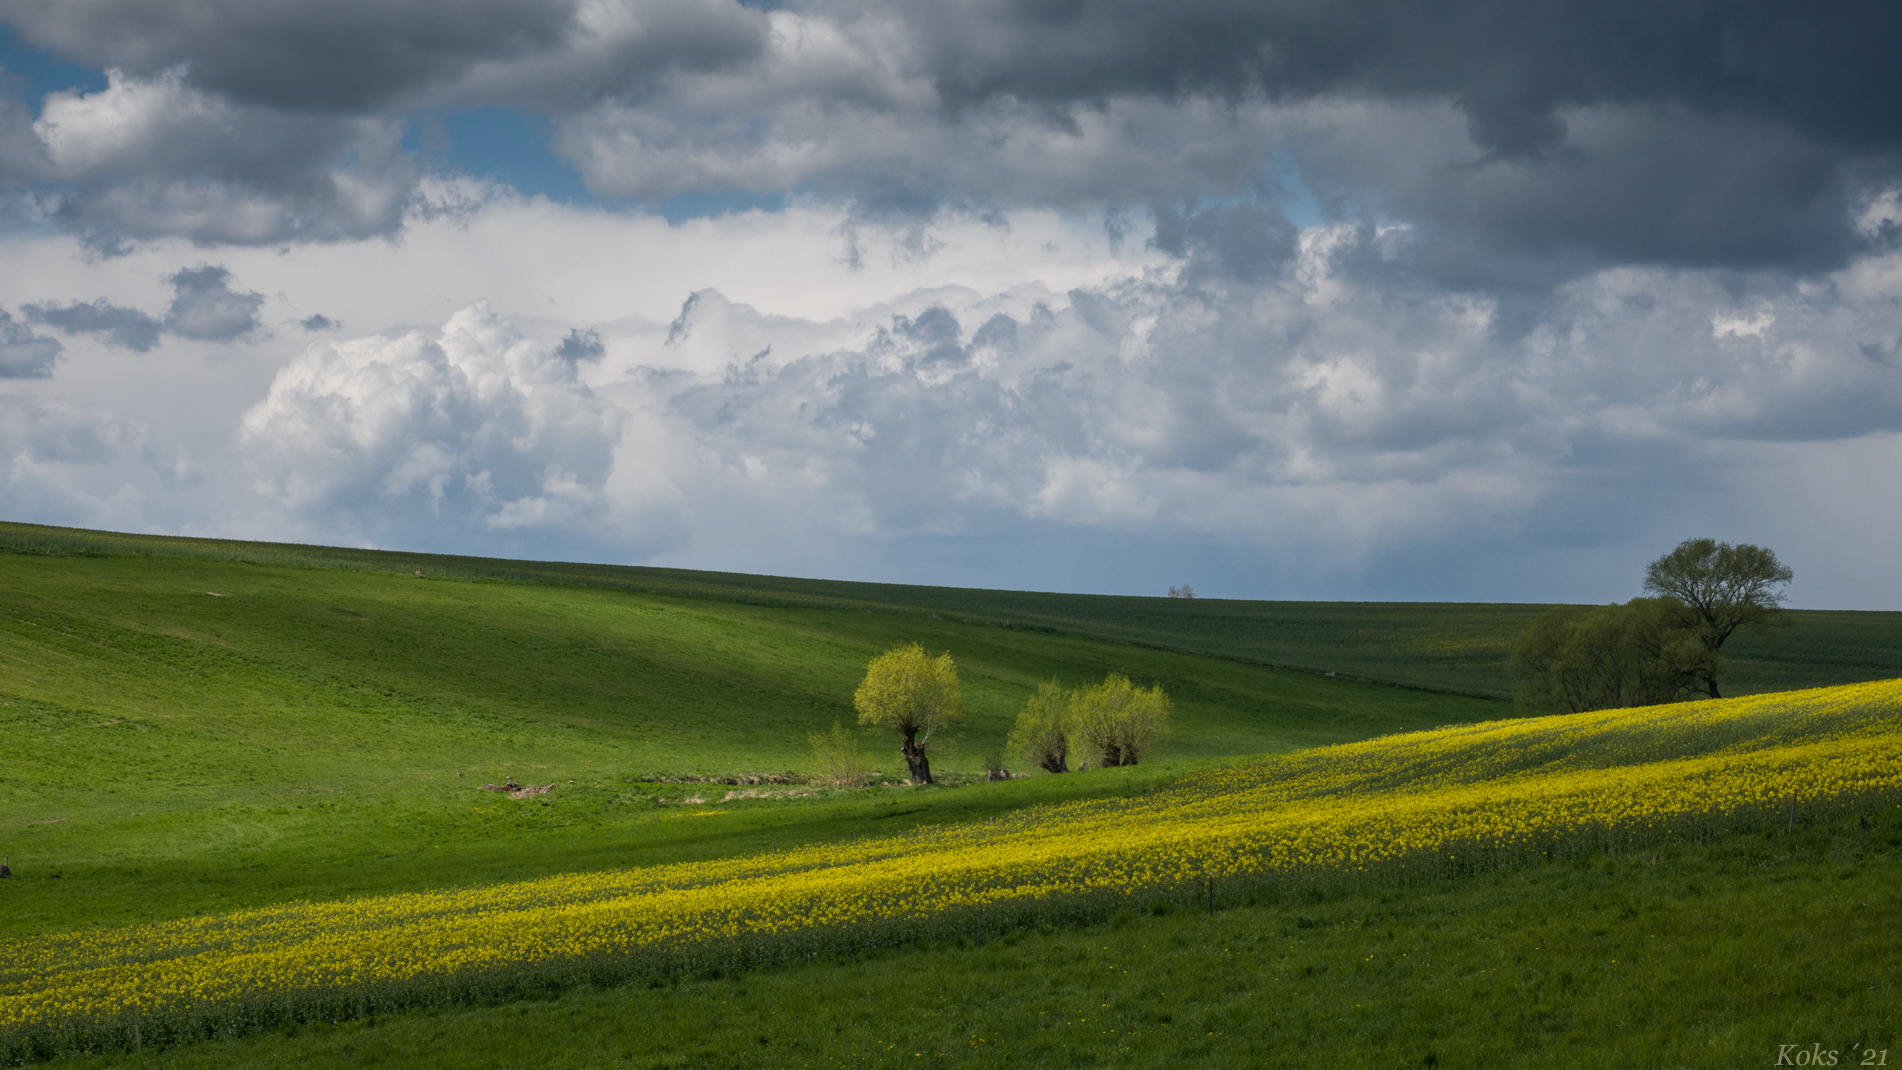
[0,543,1496,940]
[5,521,1898,698]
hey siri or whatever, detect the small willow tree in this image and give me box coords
[1007,680,1074,773]
[853,642,962,784]
[1071,673,1173,768]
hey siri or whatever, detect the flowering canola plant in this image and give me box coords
[5,679,1901,1050]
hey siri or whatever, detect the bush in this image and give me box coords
[808,721,874,786]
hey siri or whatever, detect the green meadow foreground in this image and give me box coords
[43,807,1902,1069]
[2,528,1900,1065]
[6,678,1902,1064]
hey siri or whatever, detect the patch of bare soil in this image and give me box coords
[479,781,555,798]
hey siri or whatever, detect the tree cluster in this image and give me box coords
[1509,597,1719,712]
[1006,673,1173,772]
[1510,538,1792,713]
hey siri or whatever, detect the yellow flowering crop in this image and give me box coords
[5,679,1899,1055]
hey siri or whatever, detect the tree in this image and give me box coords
[1167,584,1195,599]
[853,642,962,784]
[1642,538,1793,698]
[1510,598,1719,712]
[1070,673,1173,767]
[1006,680,1073,773]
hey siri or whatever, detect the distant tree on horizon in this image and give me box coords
[1167,584,1195,599]
[1511,538,1793,710]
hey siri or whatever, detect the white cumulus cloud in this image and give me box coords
[240,303,625,544]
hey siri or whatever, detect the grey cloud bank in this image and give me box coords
[0,2,1897,606]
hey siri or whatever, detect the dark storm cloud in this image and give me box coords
[0,0,577,112]
[907,0,1902,158]
[0,0,768,112]
[1,0,1896,275]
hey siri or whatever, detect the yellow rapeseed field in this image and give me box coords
[6,680,1900,1051]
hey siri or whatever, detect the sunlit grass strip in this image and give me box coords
[5,680,1901,1060]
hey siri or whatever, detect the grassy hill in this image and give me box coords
[0,542,1497,940]
[4,523,1900,1067]
[5,521,1900,699]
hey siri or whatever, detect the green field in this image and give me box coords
[3,523,1899,1067]
[45,804,1902,1069]
[6,522,1898,699]
[0,543,1497,940]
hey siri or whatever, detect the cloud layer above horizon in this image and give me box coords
[0,1,1899,607]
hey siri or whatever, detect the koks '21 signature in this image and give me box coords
[1777,1045,1889,1066]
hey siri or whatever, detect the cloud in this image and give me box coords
[163,264,263,340]
[0,0,766,113]
[24,296,163,351]
[239,302,626,543]
[24,69,417,247]
[555,326,604,362]
[0,0,1889,278]
[0,392,175,533]
[23,262,264,349]
[608,219,1902,577]
[301,313,340,331]
[0,309,64,376]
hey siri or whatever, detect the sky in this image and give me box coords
[0,2,1897,608]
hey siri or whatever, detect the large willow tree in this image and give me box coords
[853,642,962,784]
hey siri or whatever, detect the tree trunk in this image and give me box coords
[1039,748,1068,774]
[1705,672,1722,699]
[901,731,933,784]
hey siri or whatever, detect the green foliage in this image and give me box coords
[1644,538,1794,698]
[1005,681,1073,773]
[807,721,873,786]
[1070,673,1173,767]
[853,643,963,784]
[1510,598,1721,712]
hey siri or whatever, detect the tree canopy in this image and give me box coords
[1642,538,1793,698]
[1510,598,1719,712]
[853,642,962,784]
[1006,680,1072,773]
[1070,673,1172,767]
